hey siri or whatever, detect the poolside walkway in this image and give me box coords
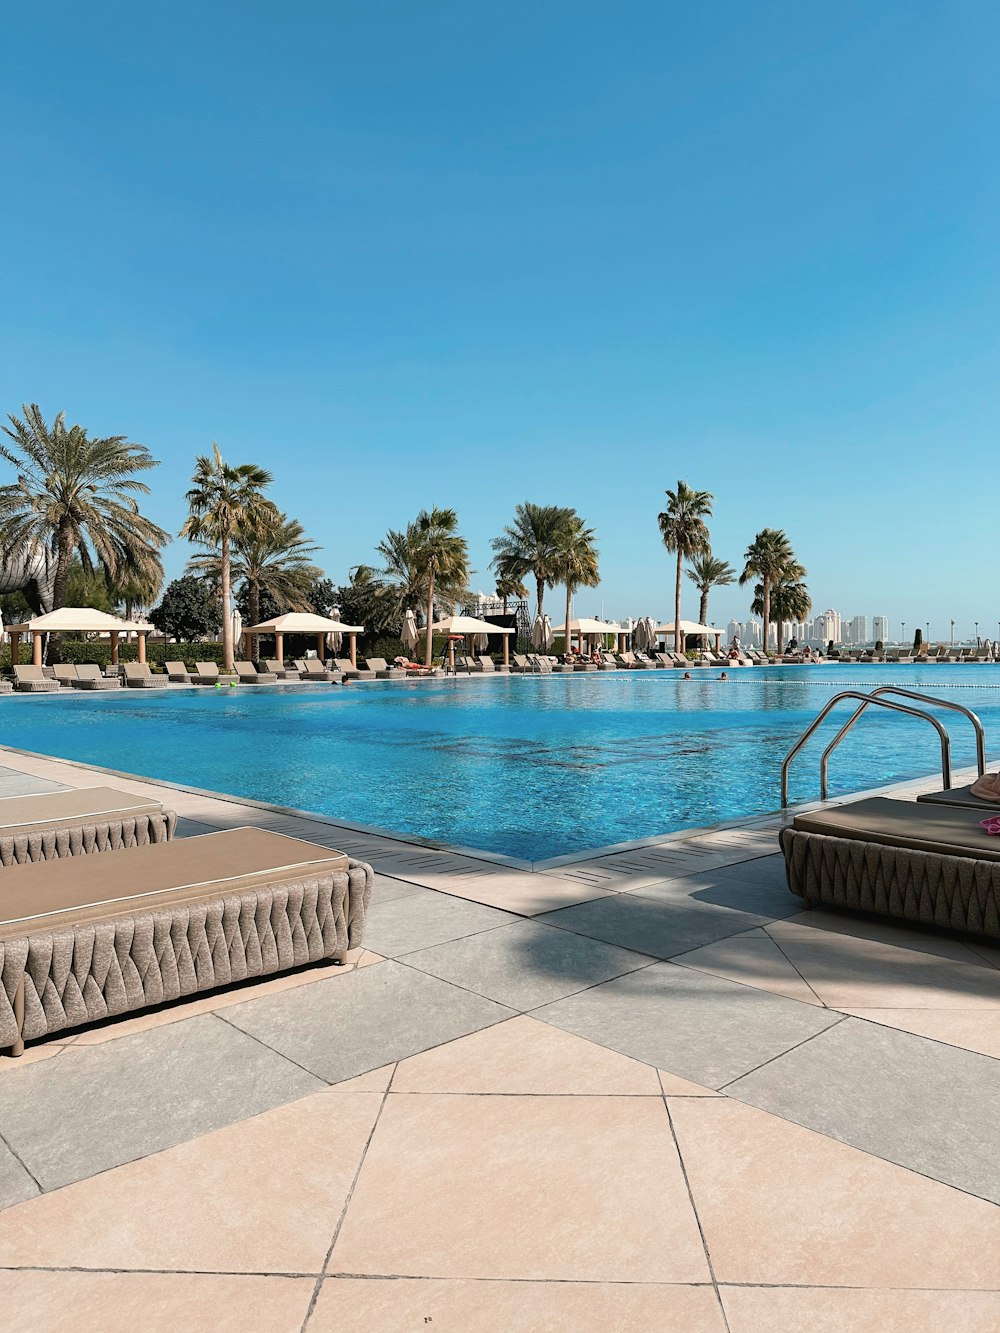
[0,748,996,1330]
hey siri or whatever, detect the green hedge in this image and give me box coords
[0,641,229,672]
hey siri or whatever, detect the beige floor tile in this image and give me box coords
[0,1271,313,1333]
[839,1008,1000,1060]
[313,1278,725,1331]
[68,955,385,1048]
[765,922,1000,1010]
[658,1070,721,1096]
[392,1016,662,1095]
[0,1091,383,1273]
[329,1064,395,1092]
[721,1285,1000,1333]
[777,909,996,966]
[331,1093,709,1281]
[418,871,614,915]
[670,1099,1000,1289]
[673,929,823,1006]
[0,1037,77,1071]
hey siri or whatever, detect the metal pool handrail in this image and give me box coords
[818,686,986,802]
[781,690,952,808]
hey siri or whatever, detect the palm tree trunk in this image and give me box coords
[564,583,572,657]
[248,582,260,664]
[776,612,784,655]
[699,588,709,626]
[535,574,544,620]
[52,527,73,612]
[221,534,234,673]
[674,550,683,653]
[762,576,771,657]
[424,572,436,668]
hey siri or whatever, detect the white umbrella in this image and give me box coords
[325,610,343,654]
[531,613,553,652]
[472,631,489,652]
[401,609,419,653]
[231,609,243,651]
[633,618,650,651]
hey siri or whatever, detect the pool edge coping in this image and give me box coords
[0,741,985,875]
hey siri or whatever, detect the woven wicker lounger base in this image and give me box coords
[0,828,374,1054]
[0,787,176,866]
[780,797,1000,939]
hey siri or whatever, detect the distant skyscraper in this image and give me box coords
[872,615,889,642]
[813,609,842,644]
[848,615,868,645]
[727,619,742,644]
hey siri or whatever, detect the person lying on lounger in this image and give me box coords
[394,656,436,675]
[970,773,1000,802]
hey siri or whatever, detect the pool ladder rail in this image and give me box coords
[781,687,987,808]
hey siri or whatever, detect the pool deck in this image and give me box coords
[0,745,996,1330]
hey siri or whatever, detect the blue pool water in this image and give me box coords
[1,665,998,861]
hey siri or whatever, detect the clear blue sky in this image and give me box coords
[2,1,997,638]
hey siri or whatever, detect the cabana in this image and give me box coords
[429,614,515,670]
[244,612,365,667]
[7,608,154,668]
[657,620,724,652]
[552,618,625,655]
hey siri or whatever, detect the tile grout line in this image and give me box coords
[300,1072,397,1331]
[715,1015,849,1093]
[759,927,829,1007]
[658,1077,732,1333]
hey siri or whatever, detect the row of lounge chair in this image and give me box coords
[0,785,373,1056]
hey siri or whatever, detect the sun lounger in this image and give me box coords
[123,663,164,688]
[235,661,278,684]
[365,657,406,679]
[53,664,82,688]
[0,786,176,866]
[190,662,237,686]
[165,660,192,683]
[471,656,496,673]
[0,827,374,1055]
[292,658,342,682]
[12,666,60,693]
[75,663,120,689]
[260,659,300,680]
[780,797,1000,938]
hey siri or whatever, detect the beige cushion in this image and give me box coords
[0,827,349,938]
[0,787,163,838]
[793,797,1000,862]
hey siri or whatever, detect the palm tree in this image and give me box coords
[657,481,714,652]
[371,524,425,625]
[180,445,279,672]
[411,507,470,666]
[554,514,600,656]
[752,563,810,654]
[188,515,322,658]
[0,403,169,612]
[495,563,528,615]
[739,528,794,655]
[685,552,735,628]
[490,503,574,619]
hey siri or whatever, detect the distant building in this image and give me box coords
[872,615,889,643]
[847,615,868,645]
[813,609,842,644]
[727,619,742,644]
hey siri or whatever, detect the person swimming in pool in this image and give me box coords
[682,671,692,680]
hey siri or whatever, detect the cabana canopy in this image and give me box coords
[7,607,155,667]
[551,618,621,637]
[245,612,366,667]
[657,620,723,641]
[245,613,364,635]
[430,614,514,670]
[429,615,514,636]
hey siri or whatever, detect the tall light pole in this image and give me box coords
[901,621,906,646]
[950,618,955,647]
[975,621,979,647]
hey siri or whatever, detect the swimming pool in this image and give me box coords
[2,665,998,861]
